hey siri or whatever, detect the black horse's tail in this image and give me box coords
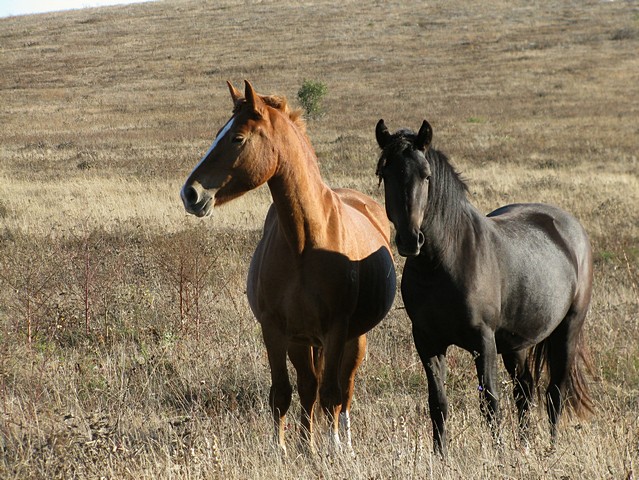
[529,330,595,418]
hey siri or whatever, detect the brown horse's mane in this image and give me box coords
[234,94,307,134]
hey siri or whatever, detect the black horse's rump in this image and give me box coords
[376,119,593,456]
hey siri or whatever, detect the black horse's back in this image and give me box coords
[485,202,592,348]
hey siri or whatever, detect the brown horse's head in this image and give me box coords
[375,119,433,256]
[181,80,291,217]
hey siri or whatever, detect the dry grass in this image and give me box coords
[1,0,638,478]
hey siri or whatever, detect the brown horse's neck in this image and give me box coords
[266,118,337,254]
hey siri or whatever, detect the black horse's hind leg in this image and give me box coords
[473,328,501,444]
[413,327,448,457]
[545,311,580,442]
[502,349,534,446]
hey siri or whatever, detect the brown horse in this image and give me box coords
[180,81,396,454]
[375,119,593,457]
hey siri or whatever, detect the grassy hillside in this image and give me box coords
[1,0,638,478]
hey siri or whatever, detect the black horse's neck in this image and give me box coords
[419,149,478,265]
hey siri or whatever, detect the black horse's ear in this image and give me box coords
[376,119,392,149]
[415,120,433,151]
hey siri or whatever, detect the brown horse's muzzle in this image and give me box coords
[181,181,212,217]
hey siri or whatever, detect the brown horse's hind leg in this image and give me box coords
[502,349,534,448]
[338,335,367,453]
[288,344,319,452]
[261,324,293,454]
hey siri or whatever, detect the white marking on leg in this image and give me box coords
[339,410,354,454]
[328,429,341,452]
[274,425,287,456]
[327,416,341,453]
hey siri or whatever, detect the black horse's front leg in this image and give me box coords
[473,328,501,444]
[413,327,448,457]
[425,354,449,457]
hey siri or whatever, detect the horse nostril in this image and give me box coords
[182,185,199,205]
[417,231,425,248]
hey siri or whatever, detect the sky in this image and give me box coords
[0,0,154,18]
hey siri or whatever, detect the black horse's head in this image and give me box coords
[375,119,433,257]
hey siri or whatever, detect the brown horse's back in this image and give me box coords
[334,188,392,245]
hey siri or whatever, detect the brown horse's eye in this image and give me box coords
[232,135,244,143]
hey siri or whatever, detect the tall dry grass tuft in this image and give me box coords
[0,238,60,347]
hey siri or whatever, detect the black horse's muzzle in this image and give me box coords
[395,229,424,257]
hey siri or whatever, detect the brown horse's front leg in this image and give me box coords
[319,322,348,451]
[261,324,292,454]
[288,343,319,452]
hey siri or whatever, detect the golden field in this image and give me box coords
[1,0,638,478]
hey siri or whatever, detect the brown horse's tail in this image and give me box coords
[529,330,595,419]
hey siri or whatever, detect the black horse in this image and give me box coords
[375,119,593,456]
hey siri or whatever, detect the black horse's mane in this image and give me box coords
[419,144,471,254]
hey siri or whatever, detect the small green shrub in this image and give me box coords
[297,79,327,118]
[466,116,483,123]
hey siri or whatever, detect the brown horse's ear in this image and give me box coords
[244,80,265,115]
[376,119,392,149]
[227,81,242,104]
[415,120,433,151]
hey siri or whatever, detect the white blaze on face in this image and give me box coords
[188,117,235,176]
